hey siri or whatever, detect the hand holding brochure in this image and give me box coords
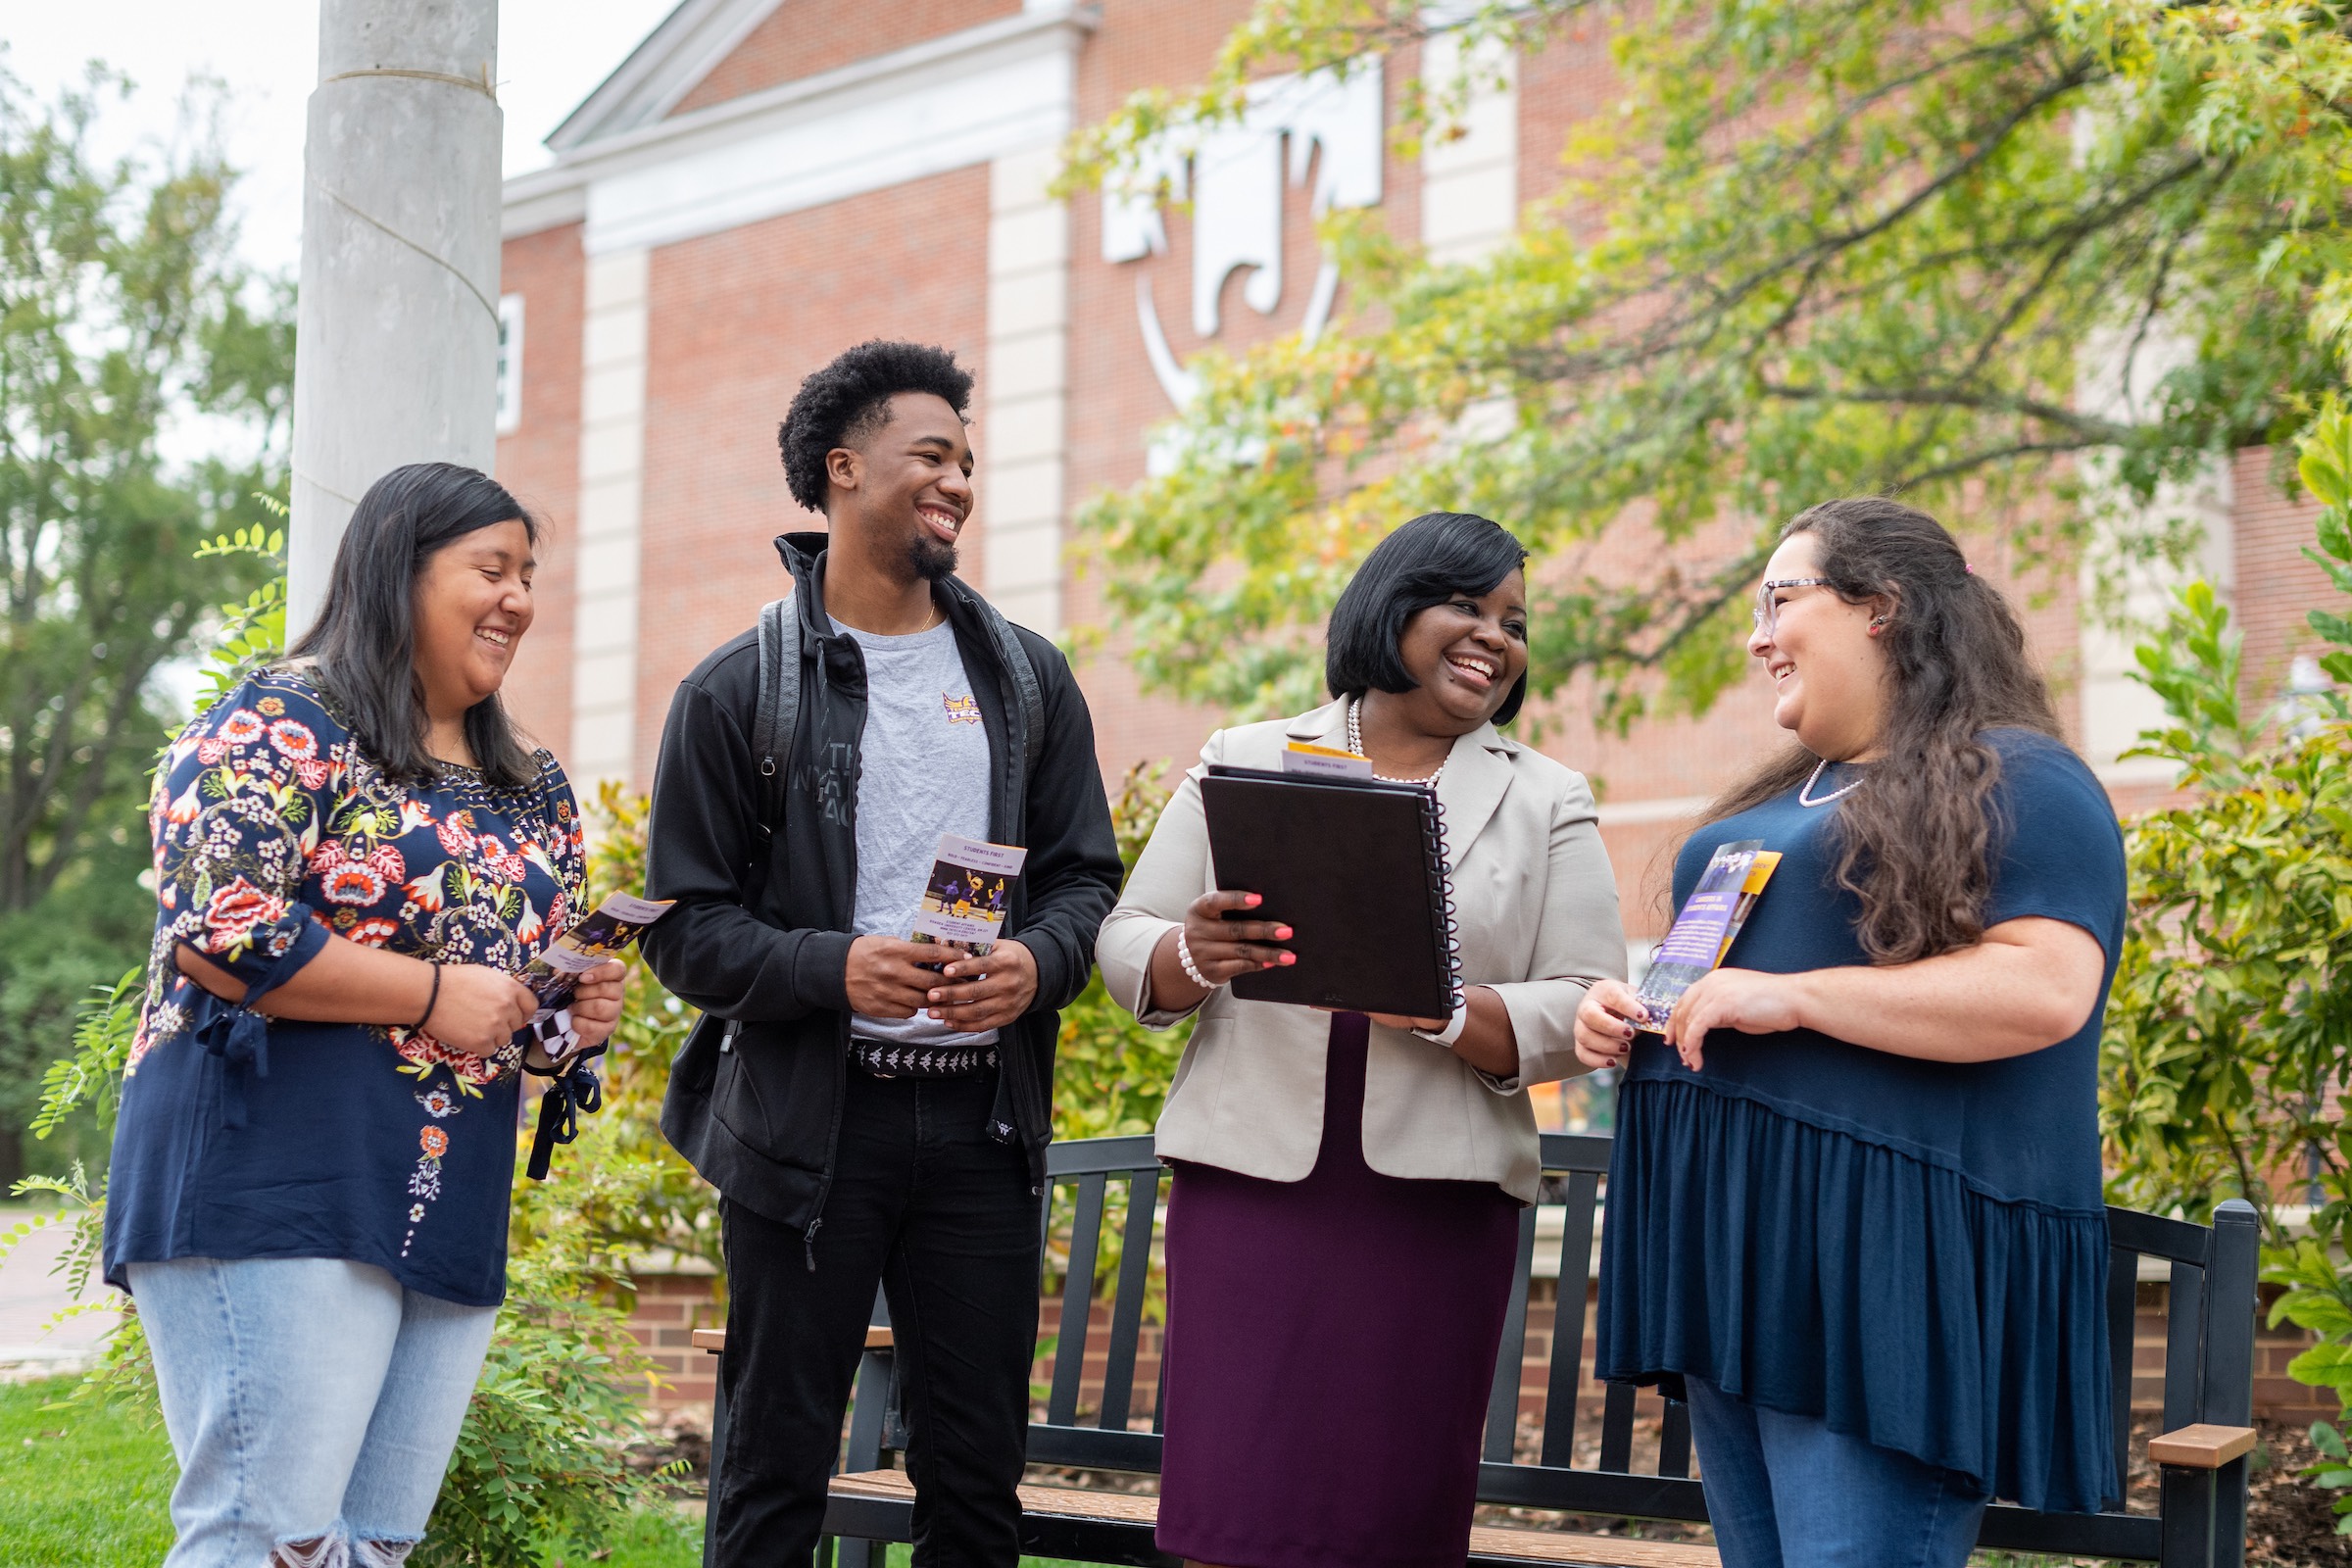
[909,834,1028,955]
[1633,842,1781,1031]
[523,891,675,1021]
[518,890,672,1183]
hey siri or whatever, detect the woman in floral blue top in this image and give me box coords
[103,463,628,1568]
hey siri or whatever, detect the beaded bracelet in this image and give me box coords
[1176,928,1214,990]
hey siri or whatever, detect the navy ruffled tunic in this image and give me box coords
[1594,729,2126,1514]
[102,669,587,1307]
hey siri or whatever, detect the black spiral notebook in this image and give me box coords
[1199,764,1463,1018]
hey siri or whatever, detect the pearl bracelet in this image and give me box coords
[1176,928,1215,989]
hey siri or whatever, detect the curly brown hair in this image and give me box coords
[1702,497,2063,963]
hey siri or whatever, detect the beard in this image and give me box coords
[906,529,958,583]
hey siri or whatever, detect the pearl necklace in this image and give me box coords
[1797,756,1866,808]
[1347,701,1446,787]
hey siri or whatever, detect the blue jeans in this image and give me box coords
[1685,1378,1989,1568]
[127,1256,497,1568]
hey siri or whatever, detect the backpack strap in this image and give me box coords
[752,593,799,829]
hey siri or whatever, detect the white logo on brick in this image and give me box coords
[1102,63,1386,412]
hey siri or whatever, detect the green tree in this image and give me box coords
[0,65,291,1182]
[1063,0,2352,723]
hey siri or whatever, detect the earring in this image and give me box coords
[1867,615,1889,635]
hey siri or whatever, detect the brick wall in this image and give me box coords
[623,1268,2334,1426]
[669,0,1020,119]
[493,220,587,759]
[631,1269,725,1414]
[629,166,993,785]
[2230,445,2336,707]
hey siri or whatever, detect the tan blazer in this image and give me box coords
[1095,699,1627,1203]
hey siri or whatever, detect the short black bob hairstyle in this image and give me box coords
[777,339,975,514]
[288,462,543,789]
[1325,511,1531,726]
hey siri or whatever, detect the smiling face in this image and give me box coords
[1746,530,1890,760]
[412,518,535,723]
[827,391,973,582]
[1392,568,1531,733]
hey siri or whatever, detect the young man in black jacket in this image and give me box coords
[643,340,1122,1567]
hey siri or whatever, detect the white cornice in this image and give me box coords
[504,6,1099,250]
[547,0,785,155]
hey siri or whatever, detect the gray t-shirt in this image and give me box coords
[834,617,997,1047]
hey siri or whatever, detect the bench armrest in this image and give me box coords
[2147,1423,2257,1469]
[691,1325,893,1354]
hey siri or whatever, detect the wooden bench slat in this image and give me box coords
[1485,1204,1542,1462]
[1465,1524,1721,1567]
[1540,1170,1600,1469]
[827,1471,1719,1567]
[2162,1257,2205,1435]
[832,1469,1159,1527]
[2146,1422,2258,1469]
[2102,1241,2136,1502]
[1097,1168,1160,1433]
[691,1325,892,1354]
[1048,1172,1108,1427]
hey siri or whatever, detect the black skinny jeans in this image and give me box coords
[711,1067,1042,1568]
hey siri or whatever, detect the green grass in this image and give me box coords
[0,1377,175,1568]
[0,1379,1091,1568]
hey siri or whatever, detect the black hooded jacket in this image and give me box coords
[645,533,1122,1248]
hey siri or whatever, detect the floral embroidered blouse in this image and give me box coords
[102,667,586,1306]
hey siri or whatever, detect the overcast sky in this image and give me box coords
[4,0,679,278]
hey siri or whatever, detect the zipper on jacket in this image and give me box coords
[803,1216,822,1272]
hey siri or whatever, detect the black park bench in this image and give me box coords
[699,1132,2261,1568]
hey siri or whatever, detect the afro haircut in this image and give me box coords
[778,339,975,513]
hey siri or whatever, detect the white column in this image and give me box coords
[2075,328,2235,778]
[569,247,651,786]
[1420,28,1518,267]
[982,146,1072,634]
[288,0,505,637]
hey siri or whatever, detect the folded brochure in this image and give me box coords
[909,833,1027,955]
[1281,740,1374,781]
[1633,842,1781,1030]
[523,891,674,1020]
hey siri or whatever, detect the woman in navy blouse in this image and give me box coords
[103,463,628,1568]
[1579,498,2126,1566]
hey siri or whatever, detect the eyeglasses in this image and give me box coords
[1751,577,1836,639]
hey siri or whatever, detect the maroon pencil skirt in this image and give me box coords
[1153,1011,1523,1568]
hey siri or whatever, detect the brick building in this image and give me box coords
[496,1,2343,1424]
[492,0,2336,971]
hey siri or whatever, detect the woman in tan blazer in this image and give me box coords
[1095,512,1627,1568]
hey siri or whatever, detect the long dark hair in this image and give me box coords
[1326,512,1532,725]
[289,462,542,789]
[1703,497,2061,963]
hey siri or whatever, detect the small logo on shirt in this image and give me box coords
[943,694,982,725]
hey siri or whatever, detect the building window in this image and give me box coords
[496,294,524,434]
